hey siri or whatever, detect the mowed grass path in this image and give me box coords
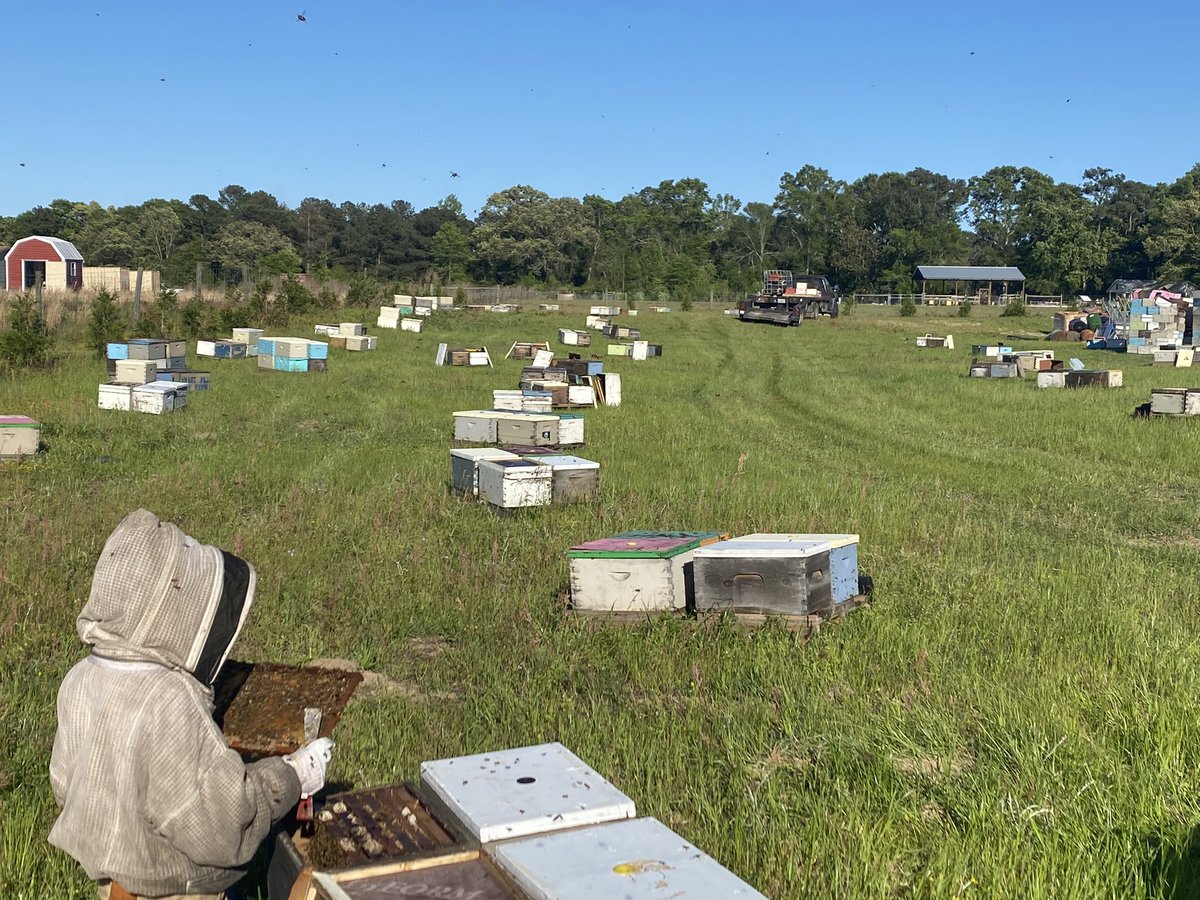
[4,304,1200,898]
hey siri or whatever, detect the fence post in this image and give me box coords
[133,268,144,322]
[195,262,203,299]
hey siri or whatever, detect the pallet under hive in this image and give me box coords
[308,783,457,870]
[212,661,362,756]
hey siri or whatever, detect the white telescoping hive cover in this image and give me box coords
[419,742,635,843]
[531,455,599,471]
[450,448,520,462]
[732,533,858,549]
[489,817,767,899]
[694,538,833,559]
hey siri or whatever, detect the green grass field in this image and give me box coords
[4,304,1200,899]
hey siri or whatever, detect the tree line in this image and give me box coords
[1,163,1197,298]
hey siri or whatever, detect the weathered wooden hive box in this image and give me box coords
[127,338,167,361]
[298,851,520,900]
[98,383,139,411]
[232,327,264,356]
[0,416,39,460]
[451,447,519,495]
[114,359,158,384]
[1066,369,1122,388]
[489,817,766,900]
[156,369,210,391]
[419,742,635,844]
[196,339,248,359]
[567,535,701,612]
[969,358,1017,378]
[524,379,568,406]
[132,381,188,415]
[527,455,599,504]
[453,410,505,443]
[477,458,552,509]
[1149,387,1200,416]
[693,534,860,617]
[557,358,604,378]
[345,335,377,351]
[496,413,559,447]
[1036,371,1068,388]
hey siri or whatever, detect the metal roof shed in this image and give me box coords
[915,265,1025,304]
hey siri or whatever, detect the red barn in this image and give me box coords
[4,236,84,291]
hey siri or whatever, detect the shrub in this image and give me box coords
[345,273,379,308]
[1066,296,1080,311]
[680,296,693,312]
[1000,297,1027,317]
[899,296,916,317]
[841,296,856,317]
[958,300,972,318]
[87,288,126,356]
[455,287,467,308]
[316,285,339,309]
[180,297,208,337]
[279,275,314,314]
[0,294,54,369]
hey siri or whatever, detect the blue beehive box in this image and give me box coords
[308,341,329,360]
[107,342,130,360]
[157,370,210,391]
[274,356,309,373]
[258,338,276,356]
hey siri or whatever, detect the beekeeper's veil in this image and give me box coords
[77,509,255,685]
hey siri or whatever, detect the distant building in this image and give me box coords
[3,236,84,291]
[915,265,1026,304]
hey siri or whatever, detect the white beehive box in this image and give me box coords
[451,447,520,496]
[98,383,138,411]
[490,817,767,900]
[0,416,39,459]
[131,382,187,415]
[631,340,649,360]
[567,385,595,405]
[555,414,584,446]
[338,322,366,337]
[454,410,505,443]
[401,317,423,332]
[558,328,580,345]
[346,335,377,351]
[1036,371,1067,388]
[493,390,524,411]
[231,328,263,354]
[419,742,635,844]
[567,535,702,612]
[114,359,158,384]
[477,458,552,508]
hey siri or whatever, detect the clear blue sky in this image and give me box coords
[3,0,1197,217]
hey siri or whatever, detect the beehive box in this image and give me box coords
[1066,369,1122,388]
[127,338,167,361]
[307,783,458,870]
[1036,371,1067,389]
[98,383,138,411]
[131,382,187,415]
[157,369,210,391]
[555,413,584,446]
[339,323,366,337]
[489,818,766,900]
[0,416,39,459]
[450,448,520,495]
[528,455,599,504]
[493,390,525,411]
[299,851,519,900]
[196,340,247,359]
[477,458,552,509]
[1150,388,1188,415]
[274,356,311,373]
[453,410,505,443]
[567,385,595,406]
[567,535,701,612]
[328,336,348,350]
[377,307,401,329]
[692,534,859,617]
[607,343,631,357]
[496,413,558,447]
[400,318,422,332]
[915,334,953,349]
[106,342,130,360]
[114,359,158,384]
[257,354,276,371]
[156,355,187,371]
[419,742,635,844]
[346,335,377,351]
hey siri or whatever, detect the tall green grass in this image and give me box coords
[3,306,1200,898]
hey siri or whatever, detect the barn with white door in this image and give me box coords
[3,236,84,291]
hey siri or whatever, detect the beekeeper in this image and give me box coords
[49,509,334,900]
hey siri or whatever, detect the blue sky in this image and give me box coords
[3,0,1197,217]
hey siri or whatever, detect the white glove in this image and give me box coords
[284,737,334,796]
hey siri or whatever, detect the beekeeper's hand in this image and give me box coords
[284,737,335,796]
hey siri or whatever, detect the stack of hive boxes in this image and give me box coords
[608,340,662,359]
[558,328,591,346]
[568,532,727,612]
[453,409,585,447]
[375,306,401,329]
[1127,299,1188,354]
[107,338,186,377]
[0,416,39,460]
[102,339,195,412]
[436,344,492,366]
[451,447,600,508]
[256,337,328,373]
[232,328,264,356]
[1149,387,1200,416]
[268,741,765,899]
[99,379,189,414]
[915,334,954,349]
